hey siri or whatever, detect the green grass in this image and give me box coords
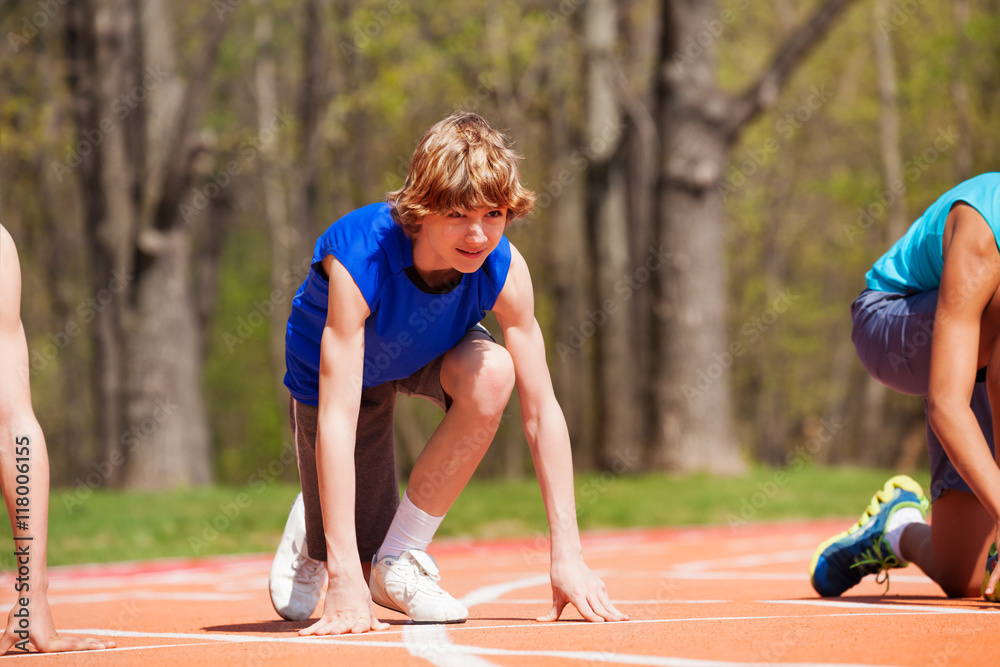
[0,465,930,568]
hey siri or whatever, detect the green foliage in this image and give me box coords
[0,466,931,567]
[720,0,1000,466]
[204,226,290,484]
[5,0,1000,486]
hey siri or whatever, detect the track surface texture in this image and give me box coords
[2,520,998,665]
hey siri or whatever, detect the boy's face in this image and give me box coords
[413,205,507,278]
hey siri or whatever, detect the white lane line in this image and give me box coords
[403,625,496,667]
[671,549,819,572]
[435,645,897,667]
[60,626,905,666]
[48,591,254,604]
[9,641,232,659]
[767,599,996,615]
[482,599,731,605]
[615,570,931,583]
[401,572,555,666]
[459,573,551,609]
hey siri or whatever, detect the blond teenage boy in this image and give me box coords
[0,226,115,653]
[269,112,628,633]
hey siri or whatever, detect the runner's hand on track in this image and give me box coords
[0,599,115,654]
[537,556,629,623]
[298,568,388,635]
[983,524,1000,600]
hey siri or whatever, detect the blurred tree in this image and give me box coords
[584,0,640,470]
[63,0,229,488]
[651,0,858,473]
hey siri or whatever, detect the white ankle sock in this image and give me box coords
[883,507,925,562]
[376,491,444,561]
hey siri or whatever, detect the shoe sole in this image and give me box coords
[809,475,927,595]
[370,596,467,624]
[269,494,323,621]
[370,578,468,624]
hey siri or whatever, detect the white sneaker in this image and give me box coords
[369,550,468,623]
[269,493,327,621]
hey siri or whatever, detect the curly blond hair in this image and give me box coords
[387,112,535,235]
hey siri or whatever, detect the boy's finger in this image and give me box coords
[536,599,566,622]
[987,564,1000,597]
[46,636,116,653]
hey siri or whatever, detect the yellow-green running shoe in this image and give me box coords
[810,475,929,597]
[982,542,999,602]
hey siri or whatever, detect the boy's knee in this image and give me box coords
[474,345,515,409]
[452,343,515,413]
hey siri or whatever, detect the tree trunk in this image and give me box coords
[585,0,639,471]
[651,0,859,472]
[251,0,296,413]
[951,0,973,181]
[64,0,134,486]
[860,0,907,466]
[124,229,211,486]
[652,0,743,473]
[64,0,228,489]
[547,54,594,470]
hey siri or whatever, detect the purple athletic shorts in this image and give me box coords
[851,288,995,502]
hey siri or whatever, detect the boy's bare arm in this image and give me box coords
[0,227,114,653]
[299,256,388,636]
[927,206,1000,594]
[494,246,627,623]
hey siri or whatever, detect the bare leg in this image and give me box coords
[406,333,515,516]
[899,490,993,597]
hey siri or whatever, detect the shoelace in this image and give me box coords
[396,554,444,604]
[292,556,325,585]
[850,539,899,595]
[847,487,900,595]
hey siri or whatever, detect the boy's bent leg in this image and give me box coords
[271,391,399,620]
[900,491,994,597]
[367,330,513,623]
[294,388,401,564]
[405,331,515,515]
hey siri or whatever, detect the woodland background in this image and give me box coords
[1,0,998,490]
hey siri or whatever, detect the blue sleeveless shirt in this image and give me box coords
[284,203,512,404]
[867,173,1000,294]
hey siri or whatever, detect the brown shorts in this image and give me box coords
[290,356,452,563]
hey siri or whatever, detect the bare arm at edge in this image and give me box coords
[493,244,627,623]
[299,255,388,635]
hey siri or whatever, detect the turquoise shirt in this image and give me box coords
[867,173,1000,294]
